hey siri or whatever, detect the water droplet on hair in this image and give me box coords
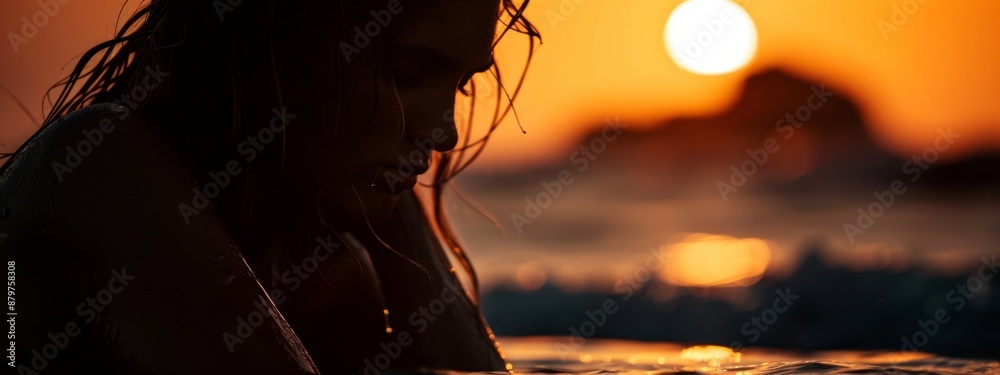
[382,309,392,334]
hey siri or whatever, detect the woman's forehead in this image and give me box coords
[391,0,498,66]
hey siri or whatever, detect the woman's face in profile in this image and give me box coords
[272,0,498,224]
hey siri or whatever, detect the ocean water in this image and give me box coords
[413,337,999,374]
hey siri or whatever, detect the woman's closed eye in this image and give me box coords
[390,63,425,90]
[458,72,475,96]
[388,46,494,96]
[457,61,495,96]
[392,65,483,97]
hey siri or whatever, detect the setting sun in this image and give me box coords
[665,0,758,75]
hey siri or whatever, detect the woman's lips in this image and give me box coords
[380,162,429,192]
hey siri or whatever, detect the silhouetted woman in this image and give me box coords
[0,0,539,373]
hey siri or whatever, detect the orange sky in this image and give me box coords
[2,0,999,168]
[481,0,1000,167]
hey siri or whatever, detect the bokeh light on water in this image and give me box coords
[659,234,772,288]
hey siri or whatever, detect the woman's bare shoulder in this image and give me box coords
[0,105,322,373]
[0,103,215,237]
[2,103,161,183]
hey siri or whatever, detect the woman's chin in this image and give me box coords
[320,188,404,229]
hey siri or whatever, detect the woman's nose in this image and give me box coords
[407,96,459,153]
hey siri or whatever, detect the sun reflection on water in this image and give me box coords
[680,345,741,368]
[494,336,977,374]
[659,233,772,287]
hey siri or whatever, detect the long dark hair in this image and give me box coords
[32,0,540,298]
